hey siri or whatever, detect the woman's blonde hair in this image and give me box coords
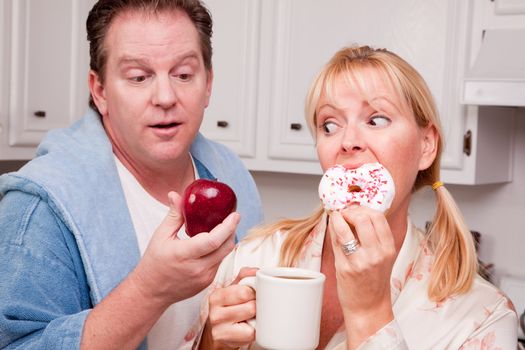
[249,45,477,302]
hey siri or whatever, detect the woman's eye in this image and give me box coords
[369,115,391,127]
[321,121,338,134]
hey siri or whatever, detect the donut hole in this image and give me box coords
[347,185,362,193]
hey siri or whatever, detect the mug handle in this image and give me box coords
[520,310,525,333]
[238,276,257,328]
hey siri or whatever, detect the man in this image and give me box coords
[0,0,262,349]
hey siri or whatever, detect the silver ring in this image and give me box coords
[341,239,360,256]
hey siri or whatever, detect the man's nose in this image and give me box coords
[341,126,365,153]
[151,75,177,108]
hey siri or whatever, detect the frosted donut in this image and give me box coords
[318,163,395,212]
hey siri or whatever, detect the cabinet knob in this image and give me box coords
[34,110,46,118]
[217,120,229,128]
[463,130,472,156]
[290,123,302,131]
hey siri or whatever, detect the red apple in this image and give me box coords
[182,179,237,237]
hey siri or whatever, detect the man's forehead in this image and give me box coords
[103,8,201,63]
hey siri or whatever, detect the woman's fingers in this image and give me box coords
[340,206,380,249]
[329,206,397,274]
[231,267,258,285]
[208,284,256,347]
[368,210,395,250]
[210,283,255,309]
[328,211,357,257]
[209,295,256,325]
[212,321,255,348]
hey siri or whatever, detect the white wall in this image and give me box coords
[251,108,525,285]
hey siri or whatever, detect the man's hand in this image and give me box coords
[132,191,239,308]
[81,191,238,350]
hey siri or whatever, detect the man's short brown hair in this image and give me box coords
[86,0,213,112]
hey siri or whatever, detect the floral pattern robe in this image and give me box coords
[194,214,518,349]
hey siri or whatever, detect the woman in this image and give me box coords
[198,46,518,349]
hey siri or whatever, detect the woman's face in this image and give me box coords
[315,68,438,217]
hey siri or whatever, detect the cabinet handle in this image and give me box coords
[34,110,46,118]
[290,123,302,131]
[463,130,472,156]
[217,120,229,128]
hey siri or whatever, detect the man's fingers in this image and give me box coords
[186,212,240,257]
[156,191,184,239]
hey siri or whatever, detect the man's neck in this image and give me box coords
[116,153,195,206]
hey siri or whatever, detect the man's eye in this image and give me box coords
[178,73,192,81]
[321,121,338,134]
[369,115,391,127]
[130,76,147,83]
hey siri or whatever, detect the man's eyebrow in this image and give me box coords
[117,56,149,67]
[117,52,201,67]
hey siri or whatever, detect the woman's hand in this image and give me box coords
[328,205,396,348]
[206,267,258,349]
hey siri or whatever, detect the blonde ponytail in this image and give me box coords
[426,185,478,302]
[244,207,325,267]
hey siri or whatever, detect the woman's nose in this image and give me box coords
[341,126,365,153]
[151,75,177,108]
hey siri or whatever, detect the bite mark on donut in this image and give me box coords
[347,185,362,193]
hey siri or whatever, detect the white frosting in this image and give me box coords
[318,163,395,212]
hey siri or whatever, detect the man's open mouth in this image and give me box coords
[151,122,181,129]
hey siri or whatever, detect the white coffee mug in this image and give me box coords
[240,267,326,350]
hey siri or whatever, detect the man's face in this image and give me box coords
[90,9,212,169]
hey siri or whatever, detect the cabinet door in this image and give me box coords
[0,2,7,148]
[199,0,260,158]
[264,0,465,171]
[1,0,92,159]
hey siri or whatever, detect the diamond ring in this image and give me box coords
[341,239,360,256]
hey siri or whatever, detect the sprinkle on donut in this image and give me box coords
[318,163,395,212]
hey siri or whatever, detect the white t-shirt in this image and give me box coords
[115,156,206,349]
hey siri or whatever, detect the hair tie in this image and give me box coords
[432,181,444,191]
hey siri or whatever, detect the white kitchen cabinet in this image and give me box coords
[0,0,94,160]
[200,0,260,158]
[204,0,516,184]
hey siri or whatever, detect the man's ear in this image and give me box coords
[88,70,107,116]
[418,124,439,171]
[204,68,213,108]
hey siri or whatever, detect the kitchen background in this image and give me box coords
[0,0,524,336]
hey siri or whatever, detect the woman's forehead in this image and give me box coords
[320,68,407,111]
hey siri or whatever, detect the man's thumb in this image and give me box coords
[159,191,184,238]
